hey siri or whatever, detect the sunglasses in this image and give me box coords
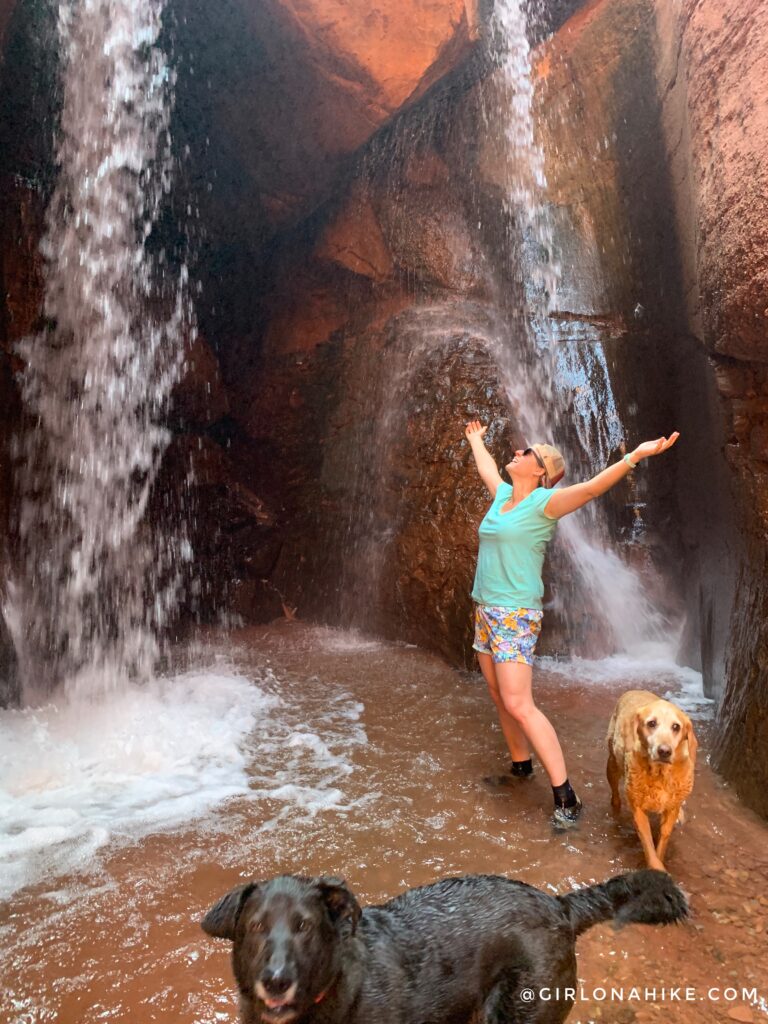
[523,447,546,473]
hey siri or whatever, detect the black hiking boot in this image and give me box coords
[551,797,583,830]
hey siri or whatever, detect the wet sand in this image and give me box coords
[2,622,767,1023]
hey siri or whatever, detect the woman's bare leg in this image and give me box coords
[477,652,531,763]
[493,660,568,787]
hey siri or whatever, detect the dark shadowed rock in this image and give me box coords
[0,180,45,345]
[316,193,394,282]
[376,185,491,294]
[152,434,280,625]
[0,343,21,710]
[0,2,14,51]
[0,605,19,707]
[228,577,286,624]
[171,334,230,429]
[257,260,356,360]
[171,0,481,250]
[264,300,520,664]
[714,543,768,819]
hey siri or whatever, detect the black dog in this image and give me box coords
[202,870,687,1024]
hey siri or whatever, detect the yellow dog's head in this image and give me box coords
[629,699,697,765]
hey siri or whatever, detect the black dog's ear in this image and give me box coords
[201,882,259,940]
[315,877,362,935]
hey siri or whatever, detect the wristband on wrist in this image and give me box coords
[623,453,638,469]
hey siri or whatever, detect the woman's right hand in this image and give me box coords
[465,420,488,441]
[630,432,680,462]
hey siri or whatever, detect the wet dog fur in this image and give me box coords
[607,690,698,871]
[202,869,687,1024]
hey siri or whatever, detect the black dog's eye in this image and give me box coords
[671,722,681,733]
[647,719,657,729]
[296,919,312,933]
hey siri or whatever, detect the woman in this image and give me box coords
[464,420,679,828]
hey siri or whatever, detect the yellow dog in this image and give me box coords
[607,690,697,872]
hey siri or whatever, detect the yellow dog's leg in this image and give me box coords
[606,743,622,813]
[656,806,680,865]
[632,808,665,871]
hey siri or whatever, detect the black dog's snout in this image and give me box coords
[262,971,294,996]
[657,745,672,760]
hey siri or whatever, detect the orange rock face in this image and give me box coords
[666,0,768,819]
[275,0,480,114]
[676,0,768,362]
[232,0,480,230]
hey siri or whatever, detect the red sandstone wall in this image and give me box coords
[230,0,480,232]
[654,0,768,816]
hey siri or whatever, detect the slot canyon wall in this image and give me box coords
[0,0,766,815]
[653,0,768,815]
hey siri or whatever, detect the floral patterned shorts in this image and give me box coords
[472,604,544,666]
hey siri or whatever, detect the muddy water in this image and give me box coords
[2,623,766,1024]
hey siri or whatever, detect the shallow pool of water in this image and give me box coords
[1,622,766,1023]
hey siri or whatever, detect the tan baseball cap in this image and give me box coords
[531,443,565,487]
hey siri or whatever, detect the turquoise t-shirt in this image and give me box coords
[471,482,558,609]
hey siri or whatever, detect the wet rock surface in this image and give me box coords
[0,604,18,707]
[653,0,768,816]
[170,334,230,429]
[675,0,768,364]
[265,302,522,665]
[152,433,282,626]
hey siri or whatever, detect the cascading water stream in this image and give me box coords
[490,0,558,314]
[490,0,667,654]
[14,0,192,700]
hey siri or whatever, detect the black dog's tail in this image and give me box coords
[558,870,688,937]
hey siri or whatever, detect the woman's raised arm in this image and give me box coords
[465,421,504,498]
[544,433,680,520]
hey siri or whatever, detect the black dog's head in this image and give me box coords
[202,875,362,1024]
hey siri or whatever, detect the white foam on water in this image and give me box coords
[0,664,365,900]
[307,626,388,655]
[255,784,348,814]
[538,651,713,716]
[286,732,355,771]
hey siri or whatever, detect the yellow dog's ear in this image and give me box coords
[682,714,698,763]
[624,706,647,753]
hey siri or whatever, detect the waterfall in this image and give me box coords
[15,0,191,700]
[491,0,666,653]
[491,0,558,315]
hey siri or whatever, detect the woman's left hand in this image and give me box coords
[630,432,680,463]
